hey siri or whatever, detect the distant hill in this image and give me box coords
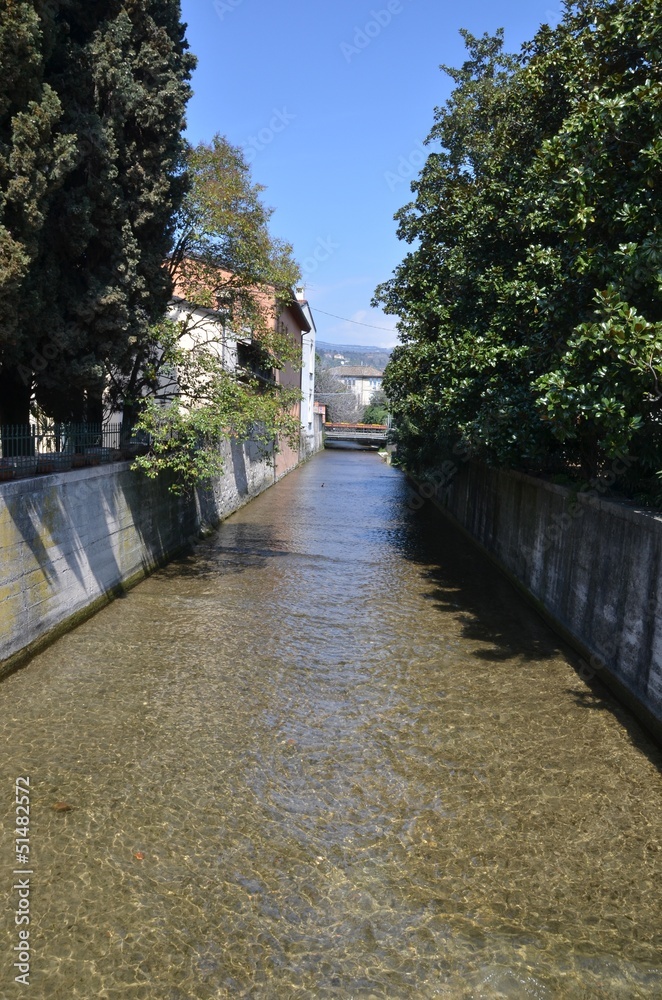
[316,341,392,372]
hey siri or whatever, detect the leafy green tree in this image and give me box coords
[168,135,299,307]
[122,135,304,490]
[363,390,389,424]
[376,28,543,471]
[376,0,662,480]
[131,318,303,492]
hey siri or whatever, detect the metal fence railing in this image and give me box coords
[323,422,388,437]
[0,422,134,481]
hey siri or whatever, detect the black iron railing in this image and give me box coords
[0,422,139,481]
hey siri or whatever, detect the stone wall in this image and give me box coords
[310,411,324,457]
[428,462,662,739]
[0,436,282,675]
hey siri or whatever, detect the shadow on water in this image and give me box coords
[564,683,662,770]
[395,492,562,664]
[397,486,662,772]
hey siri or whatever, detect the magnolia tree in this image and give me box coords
[376,0,662,480]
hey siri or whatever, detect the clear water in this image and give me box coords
[0,449,660,998]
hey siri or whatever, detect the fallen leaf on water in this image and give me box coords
[52,802,73,812]
[133,852,145,861]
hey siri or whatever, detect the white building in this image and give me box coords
[327,365,383,411]
[168,296,245,375]
[168,286,321,459]
[295,287,318,457]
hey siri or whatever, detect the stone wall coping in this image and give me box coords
[490,465,662,530]
[0,461,134,499]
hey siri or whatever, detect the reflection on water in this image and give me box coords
[0,449,661,998]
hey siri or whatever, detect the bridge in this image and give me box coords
[323,422,388,447]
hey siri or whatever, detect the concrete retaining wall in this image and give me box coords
[432,462,662,738]
[0,433,295,675]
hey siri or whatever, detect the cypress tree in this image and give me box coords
[0,1,195,423]
[0,1,75,422]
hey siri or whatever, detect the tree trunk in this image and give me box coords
[0,369,32,456]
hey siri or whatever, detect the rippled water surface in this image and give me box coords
[1,449,661,999]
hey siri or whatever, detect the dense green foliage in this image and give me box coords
[0,1,74,418]
[363,390,389,424]
[375,0,662,480]
[0,2,73,348]
[0,0,194,422]
[129,136,304,490]
[132,316,304,493]
[0,10,302,491]
[168,135,300,310]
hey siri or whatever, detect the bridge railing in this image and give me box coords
[323,422,388,434]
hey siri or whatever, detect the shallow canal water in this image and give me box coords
[1,449,661,999]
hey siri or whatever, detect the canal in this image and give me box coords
[1,449,661,998]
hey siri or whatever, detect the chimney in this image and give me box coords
[295,286,305,302]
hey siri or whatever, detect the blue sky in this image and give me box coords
[180,0,562,348]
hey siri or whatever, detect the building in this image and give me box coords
[295,287,317,457]
[167,268,315,475]
[327,365,383,411]
[271,293,311,476]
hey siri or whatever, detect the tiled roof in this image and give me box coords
[328,366,383,378]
